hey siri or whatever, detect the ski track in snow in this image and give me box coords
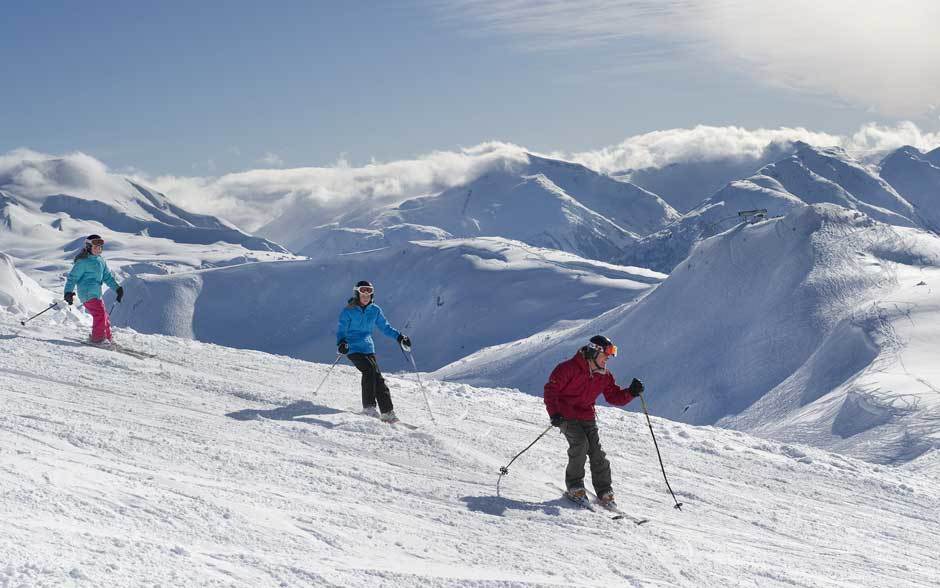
[1,318,938,587]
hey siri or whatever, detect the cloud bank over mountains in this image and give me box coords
[566,122,940,173]
[3,123,938,233]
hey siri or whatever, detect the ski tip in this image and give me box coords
[611,514,650,525]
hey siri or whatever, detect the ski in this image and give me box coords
[111,344,159,360]
[599,502,650,525]
[563,490,649,524]
[389,421,419,430]
[74,338,158,360]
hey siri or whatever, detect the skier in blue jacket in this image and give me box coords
[336,280,411,423]
[63,234,124,345]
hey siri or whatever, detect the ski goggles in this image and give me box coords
[86,238,105,247]
[354,286,374,295]
[588,342,618,357]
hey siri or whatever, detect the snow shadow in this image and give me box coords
[43,338,92,349]
[460,495,562,517]
[226,400,344,428]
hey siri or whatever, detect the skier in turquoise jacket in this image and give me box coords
[336,280,411,423]
[63,234,124,345]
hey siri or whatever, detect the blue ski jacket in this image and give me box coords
[336,299,402,355]
[64,253,120,303]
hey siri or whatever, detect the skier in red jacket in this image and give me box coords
[544,335,644,511]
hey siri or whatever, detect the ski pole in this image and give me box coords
[311,354,343,397]
[400,346,436,423]
[20,301,60,326]
[496,424,553,497]
[639,393,684,510]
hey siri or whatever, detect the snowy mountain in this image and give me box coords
[621,142,794,213]
[438,205,940,466]
[925,146,940,166]
[621,175,805,273]
[114,237,664,371]
[760,143,918,228]
[0,155,296,294]
[621,142,940,273]
[261,153,679,263]
[879,146,940,231]
[2,315,938,586]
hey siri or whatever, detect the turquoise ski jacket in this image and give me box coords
[336,299,402,355]
[64,253,120,303]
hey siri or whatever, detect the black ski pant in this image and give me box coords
[347,353,393,414]
[562,419,613,496]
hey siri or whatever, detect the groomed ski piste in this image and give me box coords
[2,315,938,587]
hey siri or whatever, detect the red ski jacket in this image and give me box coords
[544,352,634,421]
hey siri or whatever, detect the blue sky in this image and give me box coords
[3,0,938,176]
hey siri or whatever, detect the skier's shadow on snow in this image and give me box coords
[460,495,562,517]
[226,400,344,428]
[39,338,87,349]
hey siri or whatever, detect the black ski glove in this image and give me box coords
[550,414,565,427]
[116,286,124,303]
[398,334,411,351]
[627,378,644,397]
[338,341,349,355]
[64,292,75,306]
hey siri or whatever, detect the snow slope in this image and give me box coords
[437,205,940,466]
[0,251,55,316]
[925,146,940,167]
[0,156,296,295]
[264,153,679,263]
[114,237,664,371]
[879,146,940,232]
[1,315,938,587]
[760,144,918,228]
[621,175,805,273]
[621,143,940,273]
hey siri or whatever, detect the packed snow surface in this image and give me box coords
[1,315,938,587]
[114,237,663,371]
[438,205,940,467]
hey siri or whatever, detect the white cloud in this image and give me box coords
[5,123,938,234]
[843,122,940,156]
[141,124,938,231]
[697,1,940,118]
[435,0,686,52]
[0,149,127,199]
[135,142,530,232]
[436,0,940,117]
[257,152,285,168]
[561,122,940,172]
[561,125,841,172]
